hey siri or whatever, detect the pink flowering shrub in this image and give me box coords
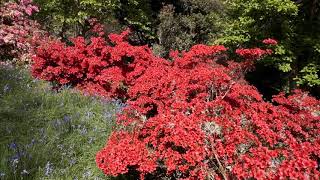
[32,31,320,179]
[0,0,46,64]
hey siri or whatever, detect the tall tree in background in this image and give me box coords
[112,0,157,45]
[31,0,226,50]
[294,0,320,95]
[33,0,120,39]
[107,0,227,54]
[152,0,226,57]
[213,0,320,97]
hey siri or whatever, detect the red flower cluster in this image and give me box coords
[235,46,273,72]
[236,48,272,60]
[32,29,167,99]
[262,38,278,45]
[88,18,105,37]
[32,31,320,179]
[0,0,45,64]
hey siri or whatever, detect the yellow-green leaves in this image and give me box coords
[295,64,320,87]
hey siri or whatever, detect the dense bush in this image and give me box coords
[32,31,320,179]
[0,0,45,64]
[153,0,226,57]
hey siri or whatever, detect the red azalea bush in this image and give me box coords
[32,29,168,99]
[0,0,46,64]
[32,31,320,179]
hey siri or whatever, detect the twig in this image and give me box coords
[212,148,228,180]
[220,81,235,100]
[210,138,228,180]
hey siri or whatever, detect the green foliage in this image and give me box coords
[113,0,156,44]
[295,63,320,87]
[0,67,119,179]
[215,0,297,44]
[267,44,295,73]
[113,0,227,48]
[33,0,156,42]
[153,0,226,56]
[33,0,120,38]
[215,0,319,95]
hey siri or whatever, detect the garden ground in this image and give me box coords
[0,66,124,180]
